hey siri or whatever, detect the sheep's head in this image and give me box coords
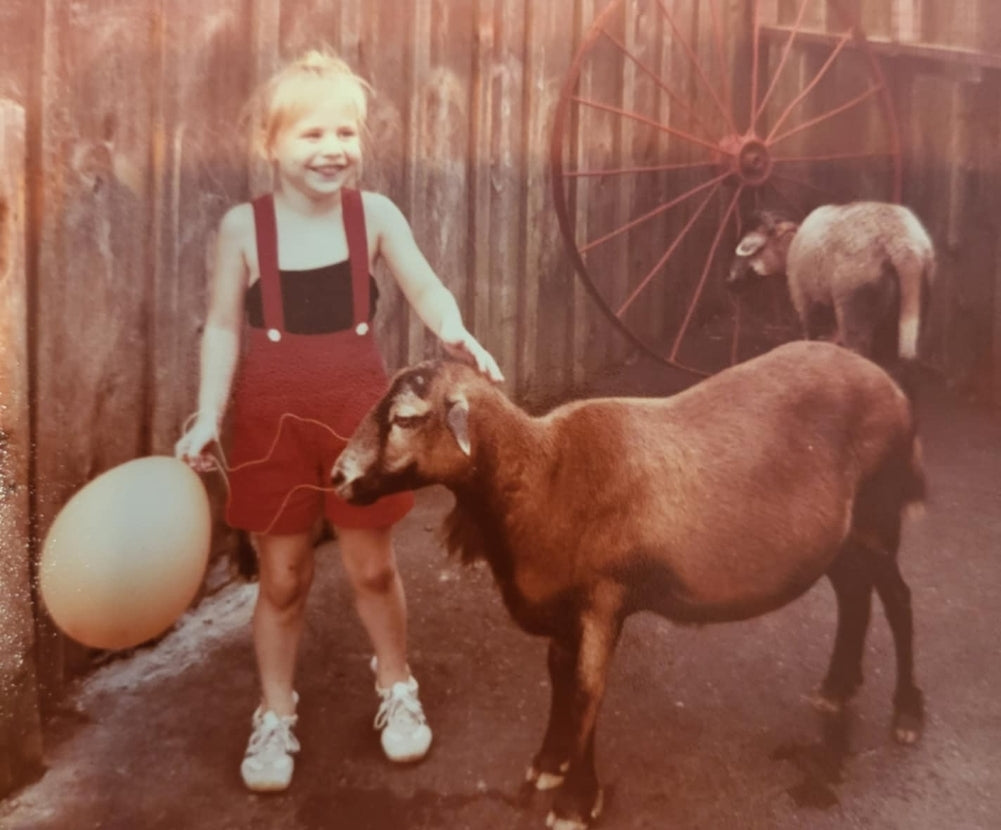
[331,359,483,504]
[726,210,799,290]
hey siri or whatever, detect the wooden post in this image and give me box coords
[0,97,43,797]
[891,0,922,42]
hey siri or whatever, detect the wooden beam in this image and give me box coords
[0,97,43,797]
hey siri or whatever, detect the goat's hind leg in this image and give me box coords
[872,552,924,743]
[815,543,874,713]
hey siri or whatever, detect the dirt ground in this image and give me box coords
[1,360,1000,830]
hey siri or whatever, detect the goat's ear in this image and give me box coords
[445,395,471,456]
[736,231,767,257]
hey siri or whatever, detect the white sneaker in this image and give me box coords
[240,701,301,792]
[371,658,433,763]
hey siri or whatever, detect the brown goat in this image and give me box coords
[331,341,925,830]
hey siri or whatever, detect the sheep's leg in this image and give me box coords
[546,601,623,830]
[871,554,924,744]
[525,637,577,791]
[816,544,873,711]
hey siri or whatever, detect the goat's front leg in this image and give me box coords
[525,637,577,792]
[545,591,624,830]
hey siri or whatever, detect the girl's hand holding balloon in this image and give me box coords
[175,415,220,472]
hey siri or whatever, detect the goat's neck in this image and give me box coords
[444,389,548,566]
[465,389,547,505]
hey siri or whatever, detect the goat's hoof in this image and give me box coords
[526,761,569,791]
[893,721,920,745]
[545,789,604,830]
[892,688,924,744]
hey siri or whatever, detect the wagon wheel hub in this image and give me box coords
[719,133,773,187]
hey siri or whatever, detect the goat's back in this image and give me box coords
[530,341,918,618]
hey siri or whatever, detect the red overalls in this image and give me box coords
[225,189,414,534]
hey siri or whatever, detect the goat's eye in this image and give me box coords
[392,413,429,430]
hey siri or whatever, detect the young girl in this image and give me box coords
[174,50,502,792]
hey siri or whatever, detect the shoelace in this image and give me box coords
[247,715,300,758]
[374,686,426,731]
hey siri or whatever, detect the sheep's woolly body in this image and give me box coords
[786,202,935,360]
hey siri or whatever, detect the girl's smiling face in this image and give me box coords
[270,95,363,201]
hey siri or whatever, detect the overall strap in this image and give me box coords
[341,188,371,330]
[251,194,285,336]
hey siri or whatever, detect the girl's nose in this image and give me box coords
[319,134,345,156]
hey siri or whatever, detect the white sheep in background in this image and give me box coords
[728,202,935,374]
[331,342,926,830]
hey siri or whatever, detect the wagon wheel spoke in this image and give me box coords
[616,180,725,319]
[750,0,813,131]
[580,171,730,255]
[763,30,853,144]
[769,84,883,148]
[571,96,726,156]
[670,185,744,361]
[596,25,722,141]
[653,0,740,136]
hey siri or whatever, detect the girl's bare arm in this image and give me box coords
[367,192,503,382]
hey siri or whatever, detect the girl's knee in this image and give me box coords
[259,563,314,612]
[339,526,399,595]
[255,533,315,612]
[355,561,398,595]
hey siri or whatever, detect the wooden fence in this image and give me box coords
[1,0,999,797]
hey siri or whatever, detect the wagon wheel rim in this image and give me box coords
[551,0,902,376]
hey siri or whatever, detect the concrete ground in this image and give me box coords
[1,365,1000,830]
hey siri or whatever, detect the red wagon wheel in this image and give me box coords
[551,0,902,375]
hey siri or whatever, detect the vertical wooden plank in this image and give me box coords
[977,0,1001,54]
[469,0,493,360]
[0,98,43,796]
[469,0,526,387]
[407,1,477,365]
[891,0,922,41]
[405,0,434,365]
[522,0,577,403]
[570,0,600,387]
[150,0,255,458]
[360,1,415,370]
[35,0,159,683]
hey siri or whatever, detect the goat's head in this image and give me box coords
[331,359,483,504]
[726,210,799,290]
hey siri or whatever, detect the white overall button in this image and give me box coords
[355,322,370,336]
[267,328,282,342]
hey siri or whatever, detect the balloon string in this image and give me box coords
[182,411,352,537]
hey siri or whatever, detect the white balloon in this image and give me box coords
[39,456,212,650]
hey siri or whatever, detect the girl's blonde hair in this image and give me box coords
[248,49,372,160]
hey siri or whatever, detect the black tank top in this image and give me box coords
[245,261,379,334]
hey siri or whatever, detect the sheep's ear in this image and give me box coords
[736,231,767,257]
[445,396,471,456]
